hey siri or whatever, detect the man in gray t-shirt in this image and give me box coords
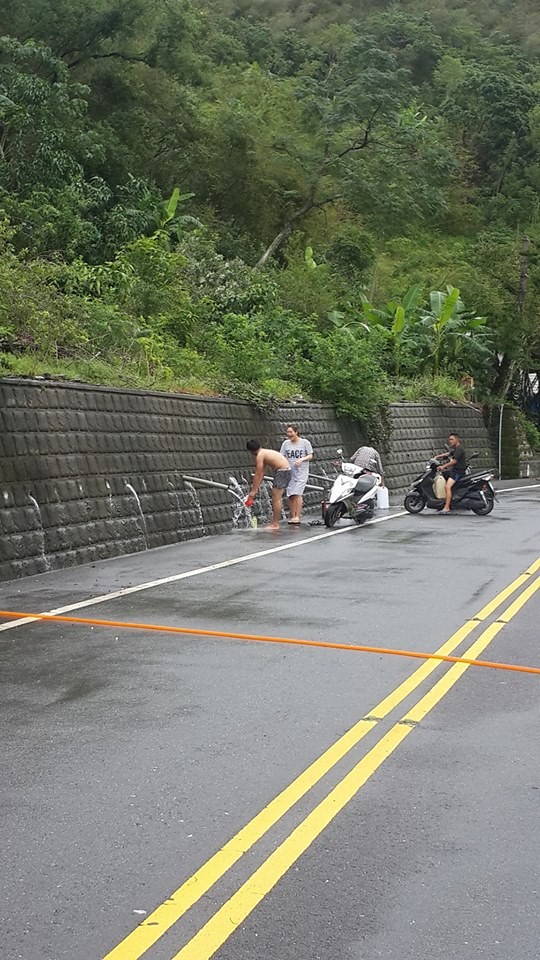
[279,425,314,524]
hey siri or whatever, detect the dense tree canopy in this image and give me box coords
[1,0,539,437]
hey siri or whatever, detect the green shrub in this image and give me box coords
[276,265,340,321]
[325,225,375,278]
[523,420,540,451]
[511,409,540,451]
[398,376,468,403]
[168,348,217,383]
[260,377,305,401]
[206,312,276,383]
[297,328,391,439]
[176,233,277,320]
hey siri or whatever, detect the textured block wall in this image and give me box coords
[0,380,494,581]
[0,380,362,580]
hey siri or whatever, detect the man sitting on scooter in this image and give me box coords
[435,432,467,514]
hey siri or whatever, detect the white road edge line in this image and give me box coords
[496,484,540,493]
[0,511,407,633]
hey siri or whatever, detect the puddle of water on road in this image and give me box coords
[53,679,107,704]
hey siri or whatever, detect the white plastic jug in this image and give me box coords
[376,485,390,510]
[433,473,446,499]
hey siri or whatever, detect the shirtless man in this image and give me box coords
[245,440,292,529]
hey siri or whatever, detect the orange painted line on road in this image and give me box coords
[1,602,540,678]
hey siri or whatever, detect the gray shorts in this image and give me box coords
[273,468,292,490]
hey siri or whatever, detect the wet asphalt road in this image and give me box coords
[1,484,540,960]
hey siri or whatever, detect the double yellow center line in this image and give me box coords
[103,558,540,960]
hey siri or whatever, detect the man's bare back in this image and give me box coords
[256,448,289,472]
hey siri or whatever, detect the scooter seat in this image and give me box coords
[354,476,377,494]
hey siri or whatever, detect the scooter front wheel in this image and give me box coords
[404,492,425,514]
[324,503,345,527]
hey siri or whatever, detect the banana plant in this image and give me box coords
[327,308,370,334]
[328,284,423,337]
[420,286,487,375]
[329,284,422,376]
[154,187,202,243]
[387,285,423,373]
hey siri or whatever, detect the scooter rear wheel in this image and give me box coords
[324,503,345,527]
[354,504,374,524]
[404,493,425,514]
[470,494,494,516]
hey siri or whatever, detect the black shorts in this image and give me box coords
[273,468,292,490]
[442,468,464,482]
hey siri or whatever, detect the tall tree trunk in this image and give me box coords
[516,235,530,320]
[255,223,294,269]
[255,198,315,269]
[492,354,513,398]
[255,192,342,269]
[492,235,530,397]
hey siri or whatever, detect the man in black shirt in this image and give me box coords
[435,432,467,514]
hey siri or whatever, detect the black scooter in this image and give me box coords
[404,453,496,516]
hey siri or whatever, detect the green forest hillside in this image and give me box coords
[1,0,539,439]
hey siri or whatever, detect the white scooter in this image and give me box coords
[322,450,382,527]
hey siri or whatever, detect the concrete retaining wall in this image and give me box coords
[0,380,494,581]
